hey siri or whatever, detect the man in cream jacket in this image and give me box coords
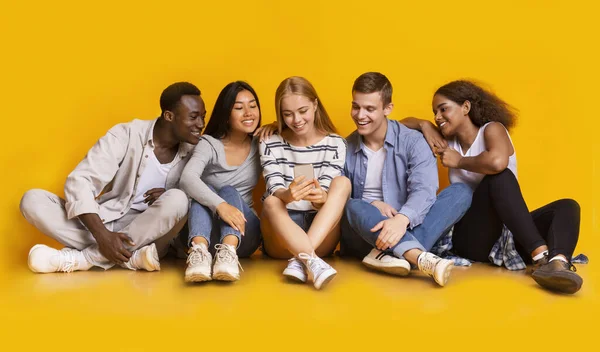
[20,82,206,273]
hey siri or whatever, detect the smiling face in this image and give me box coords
[229,89,260,135]
[351,91,392,137]
[280,94,317,137]
[432,94,470,138]
[169,95,206,145]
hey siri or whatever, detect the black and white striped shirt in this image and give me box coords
[259,134,347,211]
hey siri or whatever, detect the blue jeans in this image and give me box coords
[340,183,472,259]
[187,185,262,258]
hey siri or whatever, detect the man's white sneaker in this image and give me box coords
[28,244,93,273]
[417,252,454,286]
[185,242,212,282]
[298,253,337,290]
[283,257,307,282]
[362,249,410,276]
[123,243,160,272]
[212,243,242,281]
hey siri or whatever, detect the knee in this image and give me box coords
[160,189,190,218]
[20,189,46,219]
[486,168,516,183]
[262,195,284,215]
[447,183,473,208]
[331,176,351,194]
[557,198,580,217]
[344,198,363,220]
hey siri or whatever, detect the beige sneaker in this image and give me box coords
[28,244,93,273]
[417,252,454,286]
[212,243,243,281]
[185,242,212,282]
[123,243,160,272]
[362,248,410,276]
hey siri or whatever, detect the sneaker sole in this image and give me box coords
[532,270,583,294]
[28,244,47,273]
[283,269,307,283]
[212,272,240,281]
[362,259,410,277]
[185,272,212,283]
[314,269,337,290]
[435,262,454,287]
[144,244,161,272]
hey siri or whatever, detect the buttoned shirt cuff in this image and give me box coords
[398,207,418,230]
[65,199,100,220]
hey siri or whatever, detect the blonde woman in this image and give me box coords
[260,77,351,290]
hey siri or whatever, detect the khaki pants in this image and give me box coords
[20,188,189,269]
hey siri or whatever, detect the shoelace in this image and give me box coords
[187,246,209,266]
[418,254,437,276]
[214,244,244,272]
[58,249,77,273]
[298,253,327,277]
[288,257,304,269]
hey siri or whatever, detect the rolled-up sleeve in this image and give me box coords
[64,124,128,219]
[398,136,439,228]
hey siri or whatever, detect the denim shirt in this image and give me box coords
[344,119,438,229]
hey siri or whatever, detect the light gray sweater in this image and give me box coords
[180,135,261,212]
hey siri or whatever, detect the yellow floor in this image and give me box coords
[1,254,598,351]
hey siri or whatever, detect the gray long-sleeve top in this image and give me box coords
[180,135,261,212]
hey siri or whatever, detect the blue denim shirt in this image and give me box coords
[344,119,438,229]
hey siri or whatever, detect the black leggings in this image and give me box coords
[453,169,580,263]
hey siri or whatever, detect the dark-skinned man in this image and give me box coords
[20,82,206,273]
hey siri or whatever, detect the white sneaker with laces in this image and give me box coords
[283,257,307,282]
[185,242,212,282]
[298,253,337,290]
[417,252,454,286]
[123,243,160,272]
[212,243,243,281]
[362,248,410,276]
[28,244,93,273]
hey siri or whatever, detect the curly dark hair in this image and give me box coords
[435,80,517,131]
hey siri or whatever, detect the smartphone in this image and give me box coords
[293,164,315,182]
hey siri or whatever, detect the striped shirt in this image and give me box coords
[259,133,347,211]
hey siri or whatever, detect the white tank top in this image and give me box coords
[448,122,517,190]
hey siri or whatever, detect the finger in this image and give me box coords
[384,208,393,218]
[370,221,384,232]
[144,188,163,196]
[292,176,306,185]
[390,208,398,216]
[115,252,129,264]
[294,187,313,201]
[120,247,132,259]
[119,233,136,246]
[313,179,322,189]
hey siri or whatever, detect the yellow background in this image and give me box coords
[1,0,598,350]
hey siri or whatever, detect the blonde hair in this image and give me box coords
[274,76,337,135]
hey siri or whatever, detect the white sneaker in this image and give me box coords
[28,244,93,273]
[123,243,160,272]
[283,257,307,282]
[298,253,337,290]
[185,242,212,282]
[417,252,454,286]
[212,243,243,281]
[362,249,410,276]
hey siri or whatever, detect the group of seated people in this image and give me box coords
[20,72,585,294]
